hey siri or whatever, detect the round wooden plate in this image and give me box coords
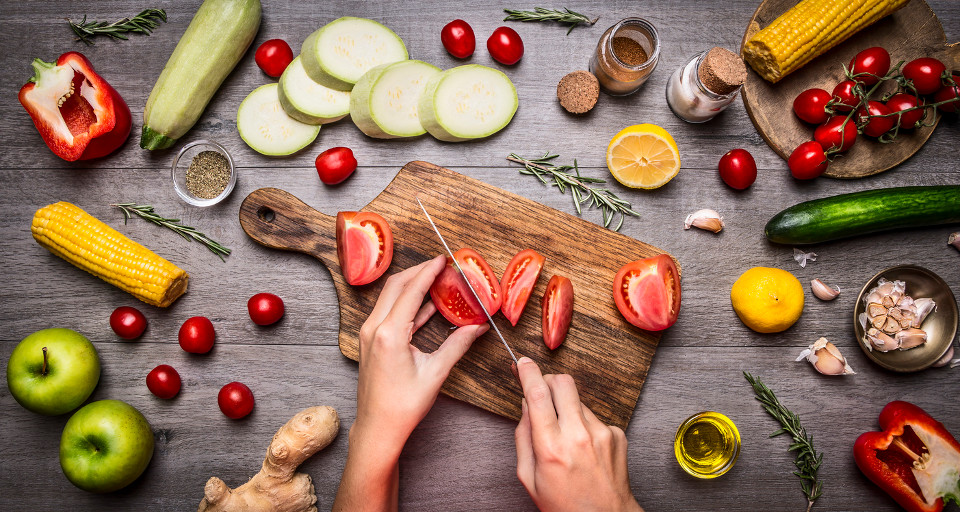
[740,0,960,179]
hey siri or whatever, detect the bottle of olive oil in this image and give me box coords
[674,411,741,478]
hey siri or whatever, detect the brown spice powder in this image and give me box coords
[557,70,600,114]
[612,37,648,67]
[186,151,231,199]
[698,47,747,95]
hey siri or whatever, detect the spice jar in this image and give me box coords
[666,48,746,123]
[589,18,660,96]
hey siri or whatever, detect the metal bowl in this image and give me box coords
[854,265,958,372]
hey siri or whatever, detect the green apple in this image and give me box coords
[60,399,155,492]
[6,328,101,415]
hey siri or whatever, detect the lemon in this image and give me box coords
[606,124,681,189]
[730,267,804,333]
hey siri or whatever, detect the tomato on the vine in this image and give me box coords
[788,141,828,180]
[254,39,294,78]
[934,74,960,113]
[316,147,357,185]
[814,116,857,152]
[717,149,757,190]
[500,249,545,326]
[218,382,255,419]
[848,47,890,86]
[441,19,476,59]
[901,58,946,95]
[793,88,832,124]
[858,101,896,137]
[542,275,573,350]
[487,27,524,65]
[885,93,925,129]
[430,248,502,326]
[613,254,681,332]
[248,293,285,326]
[146,365,181,399]
[110,306,147,340]
[179,316,216,354]
[832,80,860,112]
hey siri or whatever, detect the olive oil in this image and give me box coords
[674,411,741,478]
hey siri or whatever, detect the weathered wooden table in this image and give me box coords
[2,1,958,510]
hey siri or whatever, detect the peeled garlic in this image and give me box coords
[949,232,959,252]
[793,248,817,268]
[796,337,855,375]
[684,209,724,233]
[810,279,840,300]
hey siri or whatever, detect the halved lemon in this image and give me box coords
[606,124,681,189]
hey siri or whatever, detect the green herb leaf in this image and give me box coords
[503,7,598,35]
[68,8,167,45]
[112,203,230,261]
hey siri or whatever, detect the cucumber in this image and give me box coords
[278,57,351,125]
[350,60,441,139]
[141,0,261,150]
[237,84,320,156]
[765,186,960,245]
[418,65,518,142]
[300,17,408,92]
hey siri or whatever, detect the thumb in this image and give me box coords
[428,323,489,380]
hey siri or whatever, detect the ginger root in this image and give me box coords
[198,406,340,512]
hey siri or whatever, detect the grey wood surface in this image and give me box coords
[0,1,958,511]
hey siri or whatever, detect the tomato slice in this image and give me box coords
[500,249,545,326]
[335,211,394,286]
[542,275,573,350]
[430,248,502,326]
[613,254,681,331]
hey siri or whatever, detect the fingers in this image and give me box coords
[544,374,586,431]
[427,323,489,380]
[384,255,447,327]
[411,300,437,334]
[515,398,536,495]
[366,256,444,329]
[517,357,558,438]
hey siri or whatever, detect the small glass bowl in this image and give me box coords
[171,140,236,207]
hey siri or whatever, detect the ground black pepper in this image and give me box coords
[186,151,231,199]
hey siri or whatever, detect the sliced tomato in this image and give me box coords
[613,254,681,331]
[430,248,502,326]
[500,249,545,326]
[336,211,394,286]
[542,275,573,350]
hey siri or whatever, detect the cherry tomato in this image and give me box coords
[441,19,476,59]
[500,249,545,326]
[146,364,181,399]
[831,80,860,112]
[934,75,960,113]
[218,382,254,419]
[248,293,285,326]
[430,248,502,326]
[886,93,925,129]
[315,147,357,185]
[848,47,890,86]
[178,316,216,354]
[793,88,832,124]
[542,275,573,350]
[717,149,757,190]
[335,212,394,286]
[901,58,946,95]
[858,101,896,137]
[254,39,294,78]
[109,306,147,340]
[788,141,828,180]
[613,254,680,332]
[487,26,524,65]
[814,116,857,152]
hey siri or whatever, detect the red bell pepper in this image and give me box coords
[855,401,960,512]
[18,52,131,161]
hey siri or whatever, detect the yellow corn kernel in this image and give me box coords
[32,202,188,307]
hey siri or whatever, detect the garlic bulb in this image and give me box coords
[796,338,855,375]
[684,209,724,233]
[810,279,839,300]
[860,278,935,352]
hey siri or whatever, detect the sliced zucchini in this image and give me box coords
[278,57,351,125]
[300,17,408,91]
[350,60,441,139]
[418,65,518,142]
[237,84,320,156]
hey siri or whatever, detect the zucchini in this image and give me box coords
[417,65,518,142]
[278,57,351,125]
[350,60,441,139]
[141,0,261,150]
[300,17,408,92]
[765,186,960,244]
[237,84,320,156]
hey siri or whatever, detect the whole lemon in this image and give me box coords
[730,267,804,333]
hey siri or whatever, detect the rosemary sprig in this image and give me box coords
[112,203,231,261]
[503,7,598,35]
[507,153,639,231]
[68,8,167,45]
[744,372,823,512]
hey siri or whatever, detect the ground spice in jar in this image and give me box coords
[697,47,747,95]
[589,18,660,96]
[612,37,648,67]
[557,70,600,114]
[186,151,231,199]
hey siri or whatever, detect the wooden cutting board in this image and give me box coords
[238,161,673,429]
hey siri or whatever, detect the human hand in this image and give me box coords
[515,357,643,512]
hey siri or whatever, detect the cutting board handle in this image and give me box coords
[238,188,338,267]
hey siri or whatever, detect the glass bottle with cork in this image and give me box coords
[589,18,660,96]
[666,47,747,123]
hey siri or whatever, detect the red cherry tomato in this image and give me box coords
[814,116,857,152]
[717,149,757,190]
[254,39,294,78]
[335,212,394,286]
[831,80,860,112]
[218,382,254,419]
[848,47,890,86]
[613,254,681,332]
[441,19,476,59]
[487,26,524,65]
[934,75,960,113]
[902,58,947,95]
[109,306,147,340]
[858,101,896,137]
[542,275,573,350]
[430,248,502,326]
[178,316,215,354]
[500,249,545,326]
[248,293,285,326]
[886,93,925,129]
[315,147,357,185]
[793,88,833,124]
[146,365,181,399]
[788,141,828,180]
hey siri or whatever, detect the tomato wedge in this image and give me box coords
[542,275,573,350]
[335,211,394,286]
[500,249,545,326]
[430,248,502,326]
[613,254,681,331]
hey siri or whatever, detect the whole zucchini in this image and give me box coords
[141,0,261,150]
[765,186,960,244]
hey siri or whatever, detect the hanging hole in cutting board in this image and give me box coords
[257,207,276,222]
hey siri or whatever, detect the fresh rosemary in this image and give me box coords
[744,372,823,512]
[112,203,231,261]
[507,153,639,231]
[503,7,598,35]
[68,8,167,45]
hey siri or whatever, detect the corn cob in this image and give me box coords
[32,201,188,307]
[743,0,909,83]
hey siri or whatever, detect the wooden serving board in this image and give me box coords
[238,161,672,429]
[740,0,960,179]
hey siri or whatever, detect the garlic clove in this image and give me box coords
[896,328,927,350]
[933,346,955,368]
[881,295,896,308]
[810,279,840,301]
[913,298,936,328]
[797,337,855,375]
[871,314,888,330]
[874,330,899,352]
[887,307,904,323]
[867,303,886,318]
[882,316,902,335]
[949,232,959,252]
[793,248,817,268]
[865,291,883,304]
[684,209,724,233]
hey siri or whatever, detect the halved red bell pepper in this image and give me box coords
[18,52,131,161]
[855,401,960,512]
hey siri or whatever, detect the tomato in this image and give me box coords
[934,75,960,113]
[788,141,828,180]
[857,101,895,137]
[885,93,925,129]
[146,365,181,399]
[793,88,832,124]
[336,212,394,286]
[254,39,294,78]
[441,19,476,59]
[541,275,573,350]
[487,27,524,65]
[430,248,502,326]
[848,47,890,86]
[500,249,545,326]
[248,293,285,326]
[109,306,147,340]
[315,147,357,185]
[717,149,757,190]
[813,116,857,152]
[613,254,680,332]
[218,382,254,419]
[902,58,946,95]
[831,80,860,112]
[179,316,216,354]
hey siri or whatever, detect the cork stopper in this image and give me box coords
[698,47,746,96]
[557,70,600,114]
